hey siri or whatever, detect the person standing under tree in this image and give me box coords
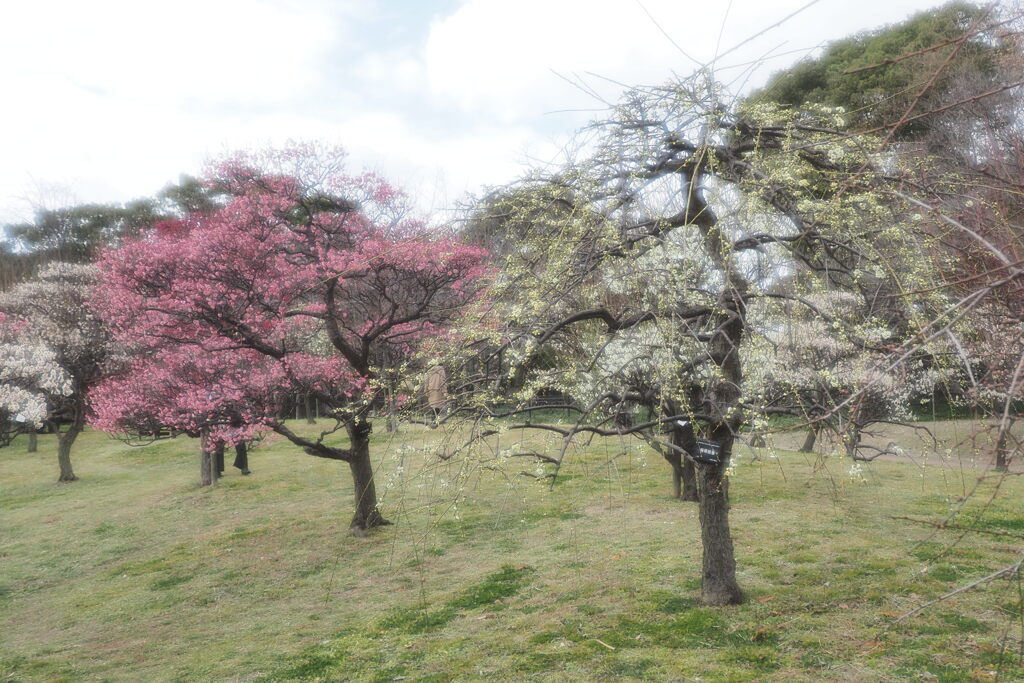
[424,365,448,423]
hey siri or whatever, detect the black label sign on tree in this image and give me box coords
[693,439,723,465]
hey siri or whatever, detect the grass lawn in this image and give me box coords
[1,421,1022,681]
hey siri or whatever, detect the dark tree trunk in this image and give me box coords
[696,456,742,605]
[56,414,84,482]
[696,281,745,606]
[669,453,682,499]
[27,431,38,453]
[665,442,683,499]
[347,420,389,534]
[995,436,1009,472]
[669,459,698,501]
[233,442,250,474]
[268,418,389,533]
[305,394,316,424]
[799,423,819,453]
[667,421,699,501]
[681,458,698,501]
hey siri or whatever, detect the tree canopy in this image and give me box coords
[92,143,489,528]
[443,74,949,605]
[0,263,116,479]
[749,2,1021,143]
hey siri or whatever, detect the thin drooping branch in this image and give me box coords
[893,553,1024,624]
[891,516,1024,541]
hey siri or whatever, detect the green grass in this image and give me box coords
[1,420,1022,681]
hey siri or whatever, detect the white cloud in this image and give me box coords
[0,0,345,220]
[423,0,946,120]
[0,0,966,224]
[1,1,338,107]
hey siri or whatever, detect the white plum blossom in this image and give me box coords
[0,263,116,479]
[0,263,111,371]
[744,291,944,458]
[0,343,73,428]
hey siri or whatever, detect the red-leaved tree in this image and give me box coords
[92,144,489,531]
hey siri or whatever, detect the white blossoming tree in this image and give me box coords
[0,336,72,447]
[449,75,945,606]
[0,264,115,480]
[745,291,943,459]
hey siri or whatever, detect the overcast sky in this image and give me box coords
[0,0,958,224]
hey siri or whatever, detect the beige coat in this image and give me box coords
[424,366,448,410]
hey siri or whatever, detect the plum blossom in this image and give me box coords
[0,264,116,479]
[92,144,489,527]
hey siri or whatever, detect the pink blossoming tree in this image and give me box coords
[89,345,285,485]
[93,144,488,531]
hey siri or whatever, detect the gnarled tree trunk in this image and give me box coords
[269,418,390,533]
[696,285,745,606]
[799,422,820,453]
[666,446,683,499]
[347,420,389,534]
[56,413,84,482]
[681,457,697,501]
[697,450,742,606]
